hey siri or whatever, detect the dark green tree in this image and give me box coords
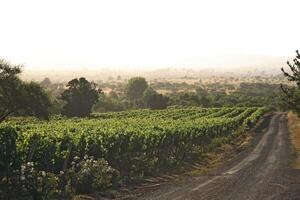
[125,77,148,100]
[94,93,124,112]
[182,92,200,106]
[61,77,100,117]
[0,60,51,122]
[143,87,168,109]
[20,82,52,119]
[196,87,210,107]
[195,87,208,97]
[281,50,300,114]
[125,77,148,108]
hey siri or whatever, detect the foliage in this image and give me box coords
[0,126,20,172]
[20,82,52,119]
[40,78,52,88]
[67,156,119,194]
[143,87,169,109]
[0,60,51,122]
[20,162,59,200]
[40,75,284,112]
[219,83,283,109]
[125,77,148,101]
[0,107,266,198]
[168,92,200,106]
[0,126,21,199]
[281,50,300,114]
[61,77,101,117]
[94,93,125,112]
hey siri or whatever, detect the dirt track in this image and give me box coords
[137,113,300,200]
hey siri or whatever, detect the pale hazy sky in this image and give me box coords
[0,0,299,70]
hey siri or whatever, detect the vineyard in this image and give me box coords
[0,107,266,198]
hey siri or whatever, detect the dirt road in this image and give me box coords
[138,113,300,200]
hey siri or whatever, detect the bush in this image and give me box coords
[20,162,59,200]
[67,156,120,194]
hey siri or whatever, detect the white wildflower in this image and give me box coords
[41,171,46,177]
[20,176,25,181]
[21,165,26,172]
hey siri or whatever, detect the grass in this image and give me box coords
[287,112,300,169]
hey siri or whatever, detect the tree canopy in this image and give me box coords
[0,60,51,122]
[143,87,168,109]
[125,77,148,100]
[61,77,100,117]
[281,50,300,114]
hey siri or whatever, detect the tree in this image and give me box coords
[94,93,124,112]
[125,77,148,100]
[0,60,51,122]
[61,77,100,117]
[20,82,52,119]
[143,87,168,109]
[40,77,52,88]
[196,87,210,107]
[125,77,148,108]
[282,50,300,87]
[196,87,208,97]
[281,50,300,114]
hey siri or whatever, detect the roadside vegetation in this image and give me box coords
[282,51,300,170]
[281,50,300,114]
[288,112,300,169]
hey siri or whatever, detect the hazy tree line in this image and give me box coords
[47,77,285,116]
[1,55,298,121]
[0,60,171,120]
